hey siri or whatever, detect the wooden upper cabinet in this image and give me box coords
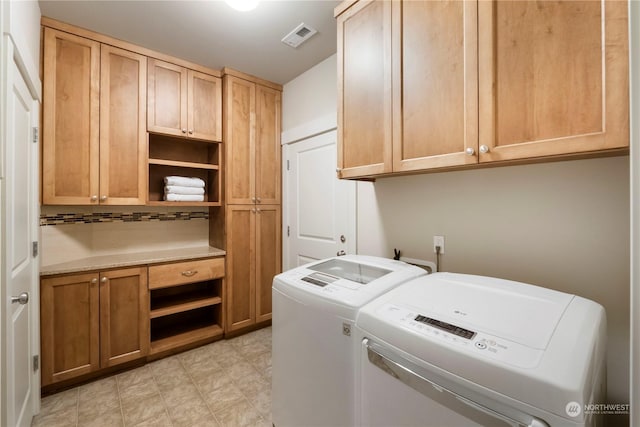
[255,85,281,205]
[42,28,100,204]
[148,59,187,137]
[100,45,147,205]
[148,58,222,142]
[188,70,222,141]
[392,0,478,172]
[224,74,282,205]
[225,76,255,204]
[42,29,146,205]
[335,0,629,178]
[478,0,629,162]
[337,0,392,178]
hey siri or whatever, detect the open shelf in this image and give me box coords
[149,158,220,170]
[150,280,222,318]
[147,133,221,206]
[149,305,222,355]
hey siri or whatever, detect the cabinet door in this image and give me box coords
[188,70,222,142]
[255,205,281,323]
[100,45,147,205]
[226,205,256,331]
[42,28,100,205]
[148,58,188,137]
[337,0,392,178]
[99,267,149,368]
[41,273,100,386]
[255,84,281,204]
[392,0,478,172]
[478,0,629,162]
[225,76,256,204]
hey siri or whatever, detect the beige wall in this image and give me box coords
[40,206,210,267]
[357,157,630,414]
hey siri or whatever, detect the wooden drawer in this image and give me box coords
[149,258,224,289]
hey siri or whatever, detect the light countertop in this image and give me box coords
[40,246,226,277]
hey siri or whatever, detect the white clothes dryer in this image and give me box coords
[271,255,427,427]
[355,273,607,427]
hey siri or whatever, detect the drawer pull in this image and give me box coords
[181,270,198,277]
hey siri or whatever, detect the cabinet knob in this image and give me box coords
[256,197,261,203]
[256,208,261,213]
[91,195,98,202]
[252,208,256,213]
[252,197,256,203]
[479,145,490,154]
[182,128,187,134]
[100,195,107,202]
[465,147,475,156]
[188,129,194,135]
[91,278,98,284]
[100,277,108,283]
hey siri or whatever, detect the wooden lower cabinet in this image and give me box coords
[148,258,225,355]
[40,267,148,386]
[226,204,281,332]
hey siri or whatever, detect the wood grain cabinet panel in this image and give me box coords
[335,0,629,178]
[41,267,148,386]
[225,204,281,331]
[100,45,147,205]
[148,59,222,142]
[337,0,392,178]
[255,85,282,205]
[225,76,256,204]
[42,30,147,205]
[41,273,100,386]
[478,0,629,162]
[392,0,478,171]
[42,28,100,204]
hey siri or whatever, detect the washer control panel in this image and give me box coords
[376,303,544,369]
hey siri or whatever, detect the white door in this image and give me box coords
[2,41,40,427]
[284,130,356,269]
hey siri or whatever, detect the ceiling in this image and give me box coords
[38,0,340,85]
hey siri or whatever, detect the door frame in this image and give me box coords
[282,117,356,271]
[0,34,42,425]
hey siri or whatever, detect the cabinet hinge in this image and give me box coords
[287,160,290,171]
[33,355,39,372]
[32,241,38,258]
[32,127,39,144]
[287,226,290,237]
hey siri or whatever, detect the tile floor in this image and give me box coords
[32,327,273,427]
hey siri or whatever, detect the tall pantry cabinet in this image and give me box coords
[219,69,282,333]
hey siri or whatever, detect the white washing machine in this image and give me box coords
[356,273,607,427]
[271,255,427,427]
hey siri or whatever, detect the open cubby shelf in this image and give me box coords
[149,278,223,354]
[147,133,221,206]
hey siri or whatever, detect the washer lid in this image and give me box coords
[385,273,573,350]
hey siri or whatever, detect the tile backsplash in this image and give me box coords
[40,206,212,267]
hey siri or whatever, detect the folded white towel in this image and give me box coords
[164,194,205,202]
[164,185,205,195]
[164,176,205,188]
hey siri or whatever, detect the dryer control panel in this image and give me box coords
[376,303,544,369]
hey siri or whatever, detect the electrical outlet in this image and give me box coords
[433,235,445,254]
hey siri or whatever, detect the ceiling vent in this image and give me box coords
[281,23,318,48]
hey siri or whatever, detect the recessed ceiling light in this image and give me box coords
[225,0,260,12]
